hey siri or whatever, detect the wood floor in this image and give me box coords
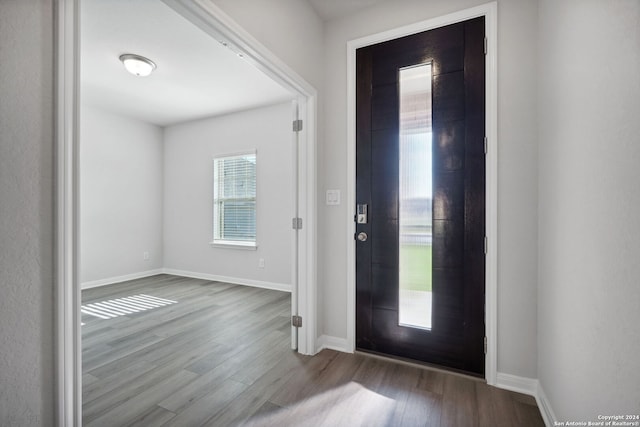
[82,274,544,427]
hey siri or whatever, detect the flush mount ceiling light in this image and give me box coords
[119,53,156,77]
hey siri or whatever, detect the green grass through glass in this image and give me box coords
[399,244,432,292]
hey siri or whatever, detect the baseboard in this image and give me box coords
[161,268,291,293]
[495,372,538,396]
[81,269,164,289]
[82,268,291,293]
[496,373,556,427]
[316,334,350,353]
[535,381,557,427]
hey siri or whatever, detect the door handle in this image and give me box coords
[357,232,368,242]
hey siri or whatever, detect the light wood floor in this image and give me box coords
[82,274,544,426]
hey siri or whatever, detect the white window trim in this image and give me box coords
[210,240,258,250]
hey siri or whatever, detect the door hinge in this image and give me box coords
[292,217,303,230]
[484,336,488,354]
[484,236,488,254]
[292,315,303,328]
[484,37,488,55]
[292,119,303,132]
[484,137,488,155]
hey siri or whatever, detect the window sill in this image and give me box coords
[210,240,258,250]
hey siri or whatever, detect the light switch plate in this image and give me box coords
[326,189,341,205]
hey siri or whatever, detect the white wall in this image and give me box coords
[538,0,640,419]
[322,0,540,378]
[80,106,164,285]
[0,0,55,424]
[163,102,293,287]
[211,0,324,92]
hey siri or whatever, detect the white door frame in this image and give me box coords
[55,0,318,424]
[345,2,498,384]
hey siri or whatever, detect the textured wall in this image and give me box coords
[211,0,324,92]
[80,106,164,285]
[0,0,55,425]
[163,103,294,286]
[538,0,640,418]
[80,105,164,283]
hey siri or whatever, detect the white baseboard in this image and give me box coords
[81,269,164,289]
[496,373,556,427]
[535,381,557,427]
[161,268,291,293]
[496,372,538,396]
[82,268,291,293]
[316,334,350,353]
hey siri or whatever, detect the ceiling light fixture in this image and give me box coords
[119,53,157,77]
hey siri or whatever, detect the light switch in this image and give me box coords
[326,190,341,205]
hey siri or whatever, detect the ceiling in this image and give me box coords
[81,0,388,127]
[81,0,294,127]
[307,0,387,21]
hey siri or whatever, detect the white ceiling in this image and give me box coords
[81,0,294,127]
[307,0,387,21]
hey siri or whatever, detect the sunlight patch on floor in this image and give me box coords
[81,294,177,320]
[247,382,396,426]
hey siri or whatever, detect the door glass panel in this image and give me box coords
[398,64,433,330]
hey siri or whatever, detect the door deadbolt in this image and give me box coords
[356,204,368,224]
[357,232,368,242]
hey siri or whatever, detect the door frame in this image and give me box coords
[55,0,318,424]
[346,2,498,384]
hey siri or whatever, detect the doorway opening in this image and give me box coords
[56,0,317,423]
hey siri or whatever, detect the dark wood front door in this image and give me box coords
[355,17,486,375]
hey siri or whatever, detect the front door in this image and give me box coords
[355,17,486,375]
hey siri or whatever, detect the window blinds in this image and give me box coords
[213,153,256,243]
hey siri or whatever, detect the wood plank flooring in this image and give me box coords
[82,274,544,426]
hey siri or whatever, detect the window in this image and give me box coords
[212,151,257,248]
